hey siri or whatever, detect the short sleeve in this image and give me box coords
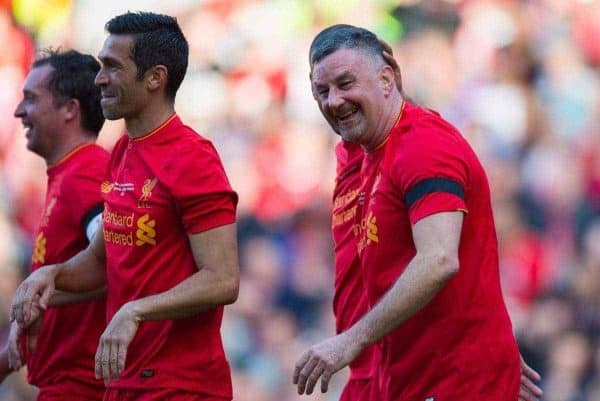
[64,152,108,234]
[163,138,238,234]
[389,117,469,225]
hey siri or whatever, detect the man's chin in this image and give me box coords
[102,108,123,121]
[25,141,45,158]
[339,131,361,144]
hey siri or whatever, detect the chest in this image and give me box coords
[356,154,413,257]
[105,147,173,214]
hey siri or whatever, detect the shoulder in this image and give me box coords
[81,144,110,168]
[167,126,223,170]
[383,104,472,189]
[149,124,230,189]
[389,104,467,163]
[62,144,109,185]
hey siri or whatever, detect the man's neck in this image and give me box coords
[363,93,404,152]
[46,131,95,167]
[125,101,175,138]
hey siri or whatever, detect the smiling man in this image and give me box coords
[294,24,542,401]
[0,50,108,401]
[10,12,240,401]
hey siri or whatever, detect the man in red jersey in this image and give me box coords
[0,50,108,401]
[294,24,543,401]
[10,11,240,401]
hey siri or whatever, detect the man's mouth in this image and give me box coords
[101,93,116,101]
[23,123,32,137]
[337,108,358,123]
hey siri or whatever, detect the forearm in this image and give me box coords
[48,287,106,307]
[54,247,106,293]
[348,252,457,349]
[129,268,238,321]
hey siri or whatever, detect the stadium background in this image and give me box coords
[1,0,600,399]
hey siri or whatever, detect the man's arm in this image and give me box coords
[47,214,107,307]
[294,211,462,395]
[0,321,27,383]
[11,223,107,326]
[128,222,240,320]
[48,288,106,307]
[95,222,239,384]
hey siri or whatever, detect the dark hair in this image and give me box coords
[33,49,105,135]
[105,11,188,99]
[309,24,385,69]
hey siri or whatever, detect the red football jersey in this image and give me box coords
[332,140,381,378]
[27,143,108,400]
[102,115,237,398]
[333,141,381,401]
[357,102,520,400]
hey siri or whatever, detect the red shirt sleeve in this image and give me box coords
[389,115,469,225]
[163,138,238,234]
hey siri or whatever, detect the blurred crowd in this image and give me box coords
[1,0,600,400]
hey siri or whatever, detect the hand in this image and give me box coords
[25,309,45,355]
[293,331,362,395]
[6,298,44,371]
[379,38,402,93]
[7,322,23,371]
[11,265,58,327]
[95,303,140,385]
[519,355,543,401]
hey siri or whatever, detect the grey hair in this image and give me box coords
[309,24,386,69]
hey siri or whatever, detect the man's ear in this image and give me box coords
[62,98,80,123]
[380,64,396,97]
[146,65,168,93]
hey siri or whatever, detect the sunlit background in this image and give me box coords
[1,0,600,400]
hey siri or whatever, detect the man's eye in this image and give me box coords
[340,81,352,89]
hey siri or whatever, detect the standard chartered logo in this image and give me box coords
[32,232,47,264]
[136,213,156,246]
[366,213,379,243]
[356,212,379,254]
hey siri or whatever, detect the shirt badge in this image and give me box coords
[138,177,157,208]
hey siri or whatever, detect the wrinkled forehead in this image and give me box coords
[310,47,374,84]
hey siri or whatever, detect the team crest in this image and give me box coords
[138,177,157,208]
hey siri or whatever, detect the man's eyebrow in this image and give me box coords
[334,72,354,81]
[98,55,121,66]
[313,70,353,85]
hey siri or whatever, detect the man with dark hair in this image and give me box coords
[0,49,108,401]
[294,24,543,401]
[10,11,240,401]
[103,11,188,100]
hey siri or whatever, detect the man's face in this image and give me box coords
[14,65,62,158]
[311,47,388,145]
[95,34,147,120]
